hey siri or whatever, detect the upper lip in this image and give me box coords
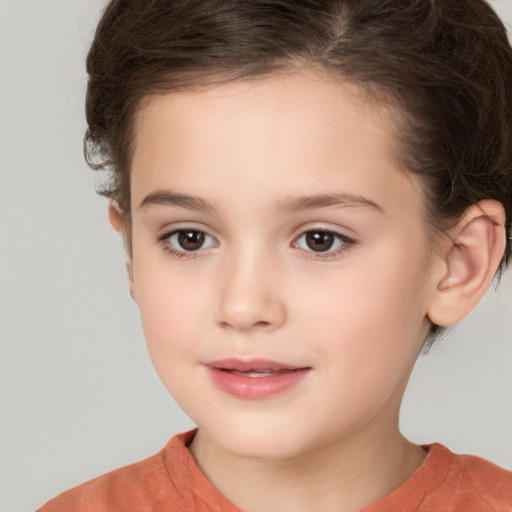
[206,358,307,371]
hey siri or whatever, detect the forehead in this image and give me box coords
[130,70,423,221]
[134,70,392,152]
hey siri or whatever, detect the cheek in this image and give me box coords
[135,277,210,408]
[132,263,225,417]
[133,262,209,364]
[295,244,430,379]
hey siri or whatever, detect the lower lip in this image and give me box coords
[207,367,310,400]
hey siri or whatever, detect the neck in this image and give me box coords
[189,418,426,512]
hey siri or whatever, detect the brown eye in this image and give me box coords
[305,231,335,252]
[295,229,352,255]
[177,230,204,251]
[167,229,215,252]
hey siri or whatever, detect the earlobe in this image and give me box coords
[126,262,137,302]
[427,200,506,327]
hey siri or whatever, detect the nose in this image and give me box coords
[215,251,287,332]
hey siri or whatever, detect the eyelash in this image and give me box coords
[156,228,356,261]
[157,229,216,260]
[292,230,356,260]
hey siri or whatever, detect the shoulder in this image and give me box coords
[37,430,240,512]
[424,444,512,511]
[364,443,512,512]
[37,431,197,512]
[37,448,169,512]
[454,447,512,508]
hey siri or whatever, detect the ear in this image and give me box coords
[427,200,506,326]
[125,261,137,302]
[108,200,124,233]
[108,201,137,302]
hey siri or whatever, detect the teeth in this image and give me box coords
[229,369,286,377]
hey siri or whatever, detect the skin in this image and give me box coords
[111,70,506,512]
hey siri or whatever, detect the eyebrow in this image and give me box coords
[139,190,385,214]
[139,190,217,213]
[277,193,386,214]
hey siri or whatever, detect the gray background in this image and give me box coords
[0,1,511,511]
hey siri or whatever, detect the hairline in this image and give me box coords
[113,63,453,260]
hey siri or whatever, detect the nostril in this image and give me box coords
[220,319,271,331]
[215,281,287,331]
[254,321,270,328]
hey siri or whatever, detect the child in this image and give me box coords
[39,0,512,510]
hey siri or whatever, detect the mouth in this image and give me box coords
[225,368,295,377]
[205,358,311,400]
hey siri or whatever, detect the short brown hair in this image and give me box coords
[85,0,512,273]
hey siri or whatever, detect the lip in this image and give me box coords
[205,358,311,400]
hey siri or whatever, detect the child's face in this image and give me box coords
[126,71,439,460]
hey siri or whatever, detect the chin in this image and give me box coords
[198,416,325,461]
[221,436,305,461]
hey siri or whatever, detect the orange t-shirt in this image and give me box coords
[38,430,512,512]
